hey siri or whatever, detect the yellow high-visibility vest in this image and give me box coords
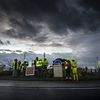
[12,62,18,70]
[17,63,22,70]
[39,60,43,66]
[36,60,43,67]
[72,61,77,68]
[43,60,48,67]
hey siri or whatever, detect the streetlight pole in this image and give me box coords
[96,56,100,73]
[43,52,45,61]
[96,56,99,68]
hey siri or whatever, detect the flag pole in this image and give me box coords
[44,52,45,61]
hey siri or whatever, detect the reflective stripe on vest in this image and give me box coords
[17,64,21,70]
[13,62,18,70]
[36,61,42,67]
[72,61,77,68]
[43,60,48,67]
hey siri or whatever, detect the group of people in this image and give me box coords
[12,57,78,81]
[12,59,29,77]
[64,59,78,81]
[33,57,49,77]
[12,57,49,77]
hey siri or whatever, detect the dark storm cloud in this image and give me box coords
[0,49,11,52]
[34,36,48,43]
[81,0,100,12]
[2,17,41,39]
[78,0,100,32]
[9,18,40,36]
[6,40,11,45]
[49,43,63,47]
[0,0,100,40]
[0,40,4,45]
[0,40,10,45]
[0,0,100,67]
[38,43,63,47]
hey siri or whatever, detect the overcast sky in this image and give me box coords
[0,0,100,66]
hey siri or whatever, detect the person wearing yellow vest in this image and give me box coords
[34,57,39,68]
[43,58,48,67]
[12,59,18,77]
[71,59,78,81]
[42,58,49,77]
[36,59,43,67]
[35,59,43,77]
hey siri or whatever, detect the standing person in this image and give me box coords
[32,61,35,76]
[34,57,39,68]
[22,59,29,76]
[12,59,18,77]
[17,60,22,77]
[34,57,39,77]
[35,58,42,77]
[71,59,78,81]
[67,60,72,79]
[42,58,49,77]
[64,60,68,79]
[39,59,43,77]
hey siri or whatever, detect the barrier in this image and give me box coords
[25,67,35,76]
[53,64,63,77]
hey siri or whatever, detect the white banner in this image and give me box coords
[53,64,63,77]
[25,67,35,76]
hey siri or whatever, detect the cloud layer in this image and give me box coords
[0,0,100,66]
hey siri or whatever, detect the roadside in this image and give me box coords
[0,69,100,81]
[0,79,100,88]
[0,74,100,81]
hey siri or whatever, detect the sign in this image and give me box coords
[53,64,63,77]
[25,67,35,76]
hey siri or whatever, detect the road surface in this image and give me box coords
[0,80,100,100]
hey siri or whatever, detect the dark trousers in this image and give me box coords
[35,67,41,77]
[23,68,26,76]
[17,70,21,77]
[12,70,18,77]
[41,66,47,77]
[66,68,71,79]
